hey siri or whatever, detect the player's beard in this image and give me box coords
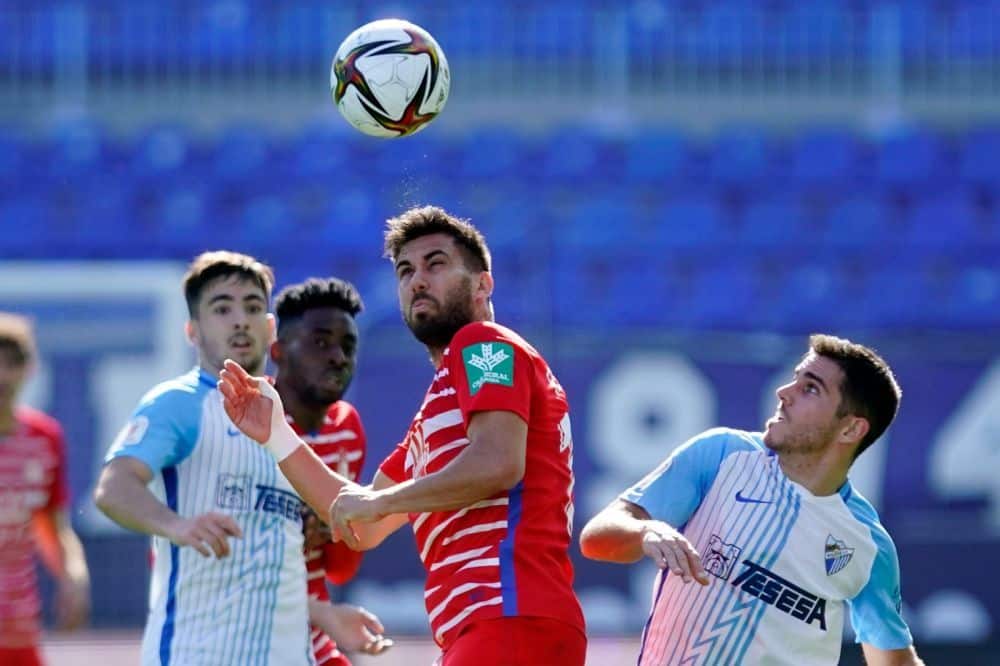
[404,278,475,350]
[764,419,837,456]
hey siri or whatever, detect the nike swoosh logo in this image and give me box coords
[735,490,772,505]
[227,427,241,437]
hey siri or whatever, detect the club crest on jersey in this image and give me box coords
[462,342,514,395]
[824,534,855,576]
[216,474,251,510]
[703,534,742,581]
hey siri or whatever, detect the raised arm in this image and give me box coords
[218,359,407,548]
[580,498,709,585]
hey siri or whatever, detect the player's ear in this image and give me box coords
[184,320,198,347]
[477,271,494,300]
[840,415,869,448]
[266,313,276,343]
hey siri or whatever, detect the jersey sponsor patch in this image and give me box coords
[115,415,149,447]
[462,342,514,395]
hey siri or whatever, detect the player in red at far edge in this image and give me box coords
[271,277,391,662]
[220,206,586,666]
[0,313,90,666]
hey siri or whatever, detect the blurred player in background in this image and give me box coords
[219,206,587,666]
[93,251,318,665]
[580,334,924,666]
[271,277,390,662]
[0,313,90,666]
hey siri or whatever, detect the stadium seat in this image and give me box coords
[209,124,274,186]
[904,192,981,248]
[874,127,946,192]
[736,195,813,248]
[457,127,528,180]
[949,266,1000,327]
[958,126,1000,188]
[287,122,356,180]
[708,127,774,191]
[560,194,645,249]
[685,262,758,329]
[653,196,729,248]
[129,124,193,186]
[0,197,47,257]
[822,194,896,249]
[788,127,862,191]
[624,129,690,185]
[536,127,616,183]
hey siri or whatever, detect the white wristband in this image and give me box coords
[265,422,302,463]
[252,377,302,463]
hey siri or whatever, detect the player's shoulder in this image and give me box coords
[15,405,63,439]
[450,320,532,352]
[325,400,361,424]
[688,427,764,457]
[138,367,212,404]
[843,484,896,551]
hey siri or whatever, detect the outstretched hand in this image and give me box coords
[218,359,279,444]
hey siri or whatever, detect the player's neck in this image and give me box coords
[776,450,850,497]
[0,404,16,436]
[275,384,328,433]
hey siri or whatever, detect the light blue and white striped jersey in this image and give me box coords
[623,428,912,666]
[106,367,313,666]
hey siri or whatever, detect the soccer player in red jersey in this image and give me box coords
[271,277,391,663]
[219,206,587,665]
[0,313,90,666]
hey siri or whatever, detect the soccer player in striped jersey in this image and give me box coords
[0,313,90,666]
[94,251,316,666]
[580,334,924,666]
[271,277,391,663]
[219,206,586,666]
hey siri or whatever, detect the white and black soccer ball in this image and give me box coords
[330,19,450,138]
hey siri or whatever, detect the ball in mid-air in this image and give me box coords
[330,18,450,138]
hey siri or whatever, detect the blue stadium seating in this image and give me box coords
[3,118,998,330]
[787,127,863,191]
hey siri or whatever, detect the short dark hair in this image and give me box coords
[183,250,275,317]
[274,277,364,336]
[0,312,36,366]
[383,205,491,273]
[809,334,901,459]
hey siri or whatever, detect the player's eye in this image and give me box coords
[214,306,230,316]
[314,338,329,349]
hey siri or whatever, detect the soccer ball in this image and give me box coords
[330,19,450,138]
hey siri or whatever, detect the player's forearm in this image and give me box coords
[93,471,184,538]
[57,524,90,584]
[579,511,648,563]
[380,445,518,515]
[278,444,353,521]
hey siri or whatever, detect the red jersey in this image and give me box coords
[0,407,69,648]
[379,321,585,648]
[289,401,366,666]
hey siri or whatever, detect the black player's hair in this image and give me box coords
[0,312,36,366]
[383,205,491,273]
[809,334,901,460]
[183,250,274,317]
[274,277,363,336]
